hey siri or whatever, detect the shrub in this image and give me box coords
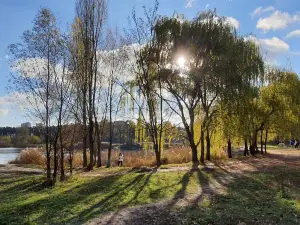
[9,148,45,165]
[10,146,228,168]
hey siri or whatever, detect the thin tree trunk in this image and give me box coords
[88,116,94,170]
[107,120,113,168]
[69,126,76,176]
[154,143,161,167]
[95,120,102,167]
[260,129,263,154]
[200,128,205,163]
[107,81,113,167]
[53,135,58,184]
[255,132,259,153]
[265,128,268,154]
[69,150,73,175]
[250,134,256,156]
[59,130,65,181]
[227,138,232,158]
[45,44,52,185]
[206,129,211,161]
[82,95,88,168]
[244,139,249,156]
[88,74,94,170]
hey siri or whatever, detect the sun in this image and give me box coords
[177,56,186,68]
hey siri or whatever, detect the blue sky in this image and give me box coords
[0,0,299,127]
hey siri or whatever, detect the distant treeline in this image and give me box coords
[0,126,41,137]
[0,127,41,148]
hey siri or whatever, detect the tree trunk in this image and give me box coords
[59,133,65,181]
[244,139,249,156]
[88,117,94,170]
[154,143,161,167]
[255,133,259,153]
[53,136,58,184]
[69,128,76,176]
[95,120,102,167]
[260,129,263,154]
[206,129,211,161]
[45,40,52,186]
[69,149,73,175]
[250,134,256,156]
[200,128,205,163]
[107,82,113,168]
[107,121,113,167]
[45,134,51,185]
[227,138,232,158]
[82,96,88,168]
[88,75,94,170]
[264,129,268,154]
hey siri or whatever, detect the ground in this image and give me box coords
[1,149,300,225]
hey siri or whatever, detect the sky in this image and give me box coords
[0,0,299,127]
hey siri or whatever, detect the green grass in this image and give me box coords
[1,165,300,225]
[0,170,200,225]
[179,166,300,225]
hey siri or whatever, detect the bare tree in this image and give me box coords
[125,0,168,166]
[101,29,127,167]
[8,8,62,185]
[71,0,107,170]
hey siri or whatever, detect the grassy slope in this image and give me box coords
[181,167,300,225]
[0,171,200,225]
[1,165,300,225]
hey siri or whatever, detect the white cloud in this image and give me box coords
[260,37,289,53]
[246,36,290,63]
[205,4,210,9]
[185,0,195,8]
[0,109,9,116]
[0,96,11,106]
[286,29,300,38]
[201,16,240,30]
[257,10,300,32]
[251,6,275,17]
[225,17,240,29]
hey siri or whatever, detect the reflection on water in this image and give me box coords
[0,148,21,164]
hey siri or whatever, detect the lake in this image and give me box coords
[0,148,21,164]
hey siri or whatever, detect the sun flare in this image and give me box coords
[177,56,186,68]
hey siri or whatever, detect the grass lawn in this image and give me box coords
[0,170,200,225]
[180,166,300,225]
[1,159,300,224]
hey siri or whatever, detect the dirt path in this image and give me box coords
[0,164,44,174]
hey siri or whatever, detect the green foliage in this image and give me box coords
[0,136,12,147]
[28,136,41,145]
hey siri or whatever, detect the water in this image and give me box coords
[0,148,22,164]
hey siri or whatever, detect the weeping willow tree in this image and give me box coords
[134,115,146,144]
[152,10,264,164]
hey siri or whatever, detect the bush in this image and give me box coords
[10,146,227,168]
[278,143,286,148]
[9,148,45,165]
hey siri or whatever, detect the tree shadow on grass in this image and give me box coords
[105,170,157,224]
[3,165,300,225]
[0,172,130,225]
[109,166,300,225]
[0,175,46,196]
[108,168,213,225]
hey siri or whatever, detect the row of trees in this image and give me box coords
[0,127,41,147]
[8,0,300,185]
